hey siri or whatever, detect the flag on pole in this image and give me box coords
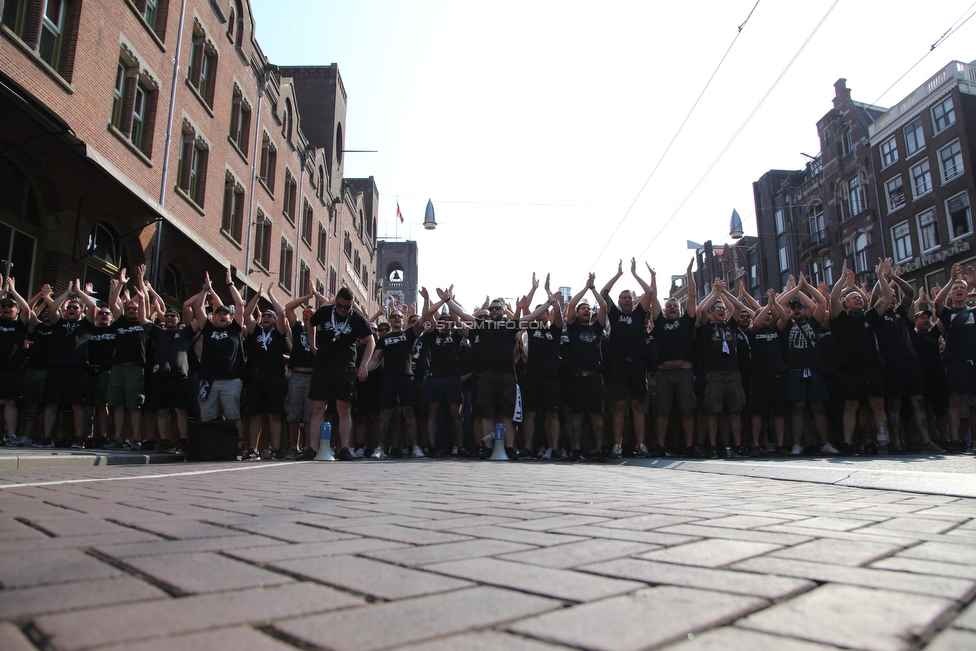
[396,201,404,224]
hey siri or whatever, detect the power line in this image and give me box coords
[588,0,763,271]
[636,0,842,261]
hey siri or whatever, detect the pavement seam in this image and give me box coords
[84,548,190,598]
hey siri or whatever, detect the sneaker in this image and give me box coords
[240,449,258,461]
[860,442,878,456]
[32,436,55,448]
[506,447,519,460]
[3,435,16,447]
[837,442,855,456]
[103,438,126,450]
[749,446,763,457]
[922,440,945,453]
[541,447,552,460]
[412,446,425,458]
[457,446,470,458]
[517,448,532,459]
[297,447,317,461]
[142,439,157,451]
[821,442,840,455]
[774,445,789,457]
[610,443,623,459]
[636,443,649,458]
[283,447,300,461]
[889,442,905,456]
[176,438,188,453]
[157,439,174,452]
[128,440,142,451]
[337,447,356,461]
[735,445,750,458]
[569,449,584,462]
[370,446,388,460]
[259,447,273,460]
[401,446,412,457]
[452,446,459,457]
[790,444,803,456]
[708,446,718,459]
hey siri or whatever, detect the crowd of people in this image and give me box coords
[1,256,974,463]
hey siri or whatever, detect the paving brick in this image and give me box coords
[16,516,133,537]
[0,622,39,651]
[498,539,654,569]
[956,598,976,631]
[0,575,166,620]
[868,557,976,580]
[397,515,520,531]
[119,551,294,594]
[501,514,611,531]
[925,629,976,651]
[275,585,561,651]
[581,557,815,600]
[0,531,163,553]
[861,517,961,535]
[423,557,644,602]
[732,556,975,599]
[119,519,251,540]
[365,538,534,567]
[769,538,904,566]
[99,626,304,651]
[692,514,799,529]
[777,516,881,531]
[894,541,976,565]
[449,524,586,547]
[658,523,813,546]
[393,629,574,650]
[224,537,408,563]
[663,626,838,650]
[329,523,471,545]
[508,586,767,651]
[224,519,360,543]
[738,583,953,651]
[596,513,700,530]
[33,582,363,650]
[272,554,471,599]
[93,533,282,559]
[551,524,698,546]
[635,539,782,568]
[0,549,121,588]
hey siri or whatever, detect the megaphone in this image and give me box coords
[489,423,509,461]
[314,421,336,461]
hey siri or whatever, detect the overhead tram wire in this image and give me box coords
[636,0,842,262]
[588,0,763,271]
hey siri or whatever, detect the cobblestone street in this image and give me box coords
[1,459,975,650]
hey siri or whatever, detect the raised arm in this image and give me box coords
[631,258,653,312]
[829,260,850,317]
[718,281,745,322]
[4,277,32,325]
[566,273,595,325]
[519,291,563,327]
[75,280,97,324]
[439,286,476,324]
[592,283,608,328]
[737,279,761,311]
[267,285,288,335]
[226,269,244,327]
[243,284,264,334]
[284,290,313,328]
[600,259,623,307]
[685,259,697,320]
[873,259,894,316]
[646,263,662,318]
[889,267,916,312]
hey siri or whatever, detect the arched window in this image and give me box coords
[284,98,293,142]
[809,203,824,241]
[85,221,129,302]
[854,233,869,273]
[335,123,343,166]
[89,222,121,267]
[0,158,41,293]
[318,165,325,198]
[234,0,244,45]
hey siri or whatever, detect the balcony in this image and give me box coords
[798,229,828,257]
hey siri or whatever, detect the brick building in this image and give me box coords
[0,0,379,311]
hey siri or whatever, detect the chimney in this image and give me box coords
[833,78,851,108]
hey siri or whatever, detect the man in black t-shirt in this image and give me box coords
[0,275,31,446]
[566,273,608,460]
[283,291,320,458]
[748,289,789,454]
[913,304,949,448]
[600,258,654,458]
[145,300,195,451]
[105,266,152,450]
[933,262,976,449]
[521,293,563,459]
[308,287,374,460]
[423,311,468,457]
[829,259,893,454]
[243,285,291,459]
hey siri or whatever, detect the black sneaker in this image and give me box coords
[888,442,906,456]
[141,439,157,451]
[176,439,188,453]
[240,449,258,461]
[837,442,855,456]
[708,446,719,459]
[505,447,518,460]
[297,447,316,461]
[260,447,273,460]
[337,447,356,461]
[70,436,85,449]
[103,438,125,450]
[569,449,584,462]
[457,446,469,458]
[283,447,299,461]
[735,445,750,458]
[157,439,174,452]
[32,436,55,448]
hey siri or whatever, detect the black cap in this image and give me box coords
[789,298,804,307]
[213,305,231,314]
[915,307,933,318]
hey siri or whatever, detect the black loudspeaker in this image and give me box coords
[187,420,240,461]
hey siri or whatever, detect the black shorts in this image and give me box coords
[0,368,23,400]
[840,366,885,401]
[521,374,560,413]
[785,369,829,404]
[248,374,287,415]
[475,370,516,419]
[751,373,788,417]
[945,359,976,396]
[606,358,648,402]
[884,357,925,397]
[427,375,462,405]
[572,373,604,415]
[309,366,356,403]
[145,375,192,411]
[355,373,381,415]
[43,367,89,405]
[379,375,417,410]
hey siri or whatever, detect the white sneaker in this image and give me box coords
[452,446,458,456]
[354,447,365,458]
[790,444,803,455]
[610,443,622,459]
[636,443,649,457]
[370,446,387,459]
[821,442,840,455]
[541,447,552,460]
[412,446,426,458]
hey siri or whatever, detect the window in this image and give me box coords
[299,262,311,297]
[947,193,972,240]
[847,176,865,217]
[317,166,325,199]
[110,54,158,158]
[253,212,272,271]
[939,140,964,182]
[343,231,352,259]
[911,159,932,198]
[810,260,821,286]
[336,123,343,165]
[176,128,208,206]
[933,97,955,133]
[187,30,217,107]
[132,0,167,40]
[917,209,940,252]
[841,128,853,156]
[880,138,898,168]
[905,118,925,156]
[353,249,361,274]
[283,170,297,222]
[301,200,313,245]
[823,257,833,286]
[778,246,788,273]
[892,222,912,263]
[853,233,869,273]
[2,0,79,81]
[329,266,337,294]
[279,238,293,292]
[221,173,245,243]
[808,204,824,242]
[774,208,785,235]
[229,86,251,156]
[885,176,905,213]
[162,264,183,303]
[283,98,293,142]
[317,224,328,266]
[259,133,277,192]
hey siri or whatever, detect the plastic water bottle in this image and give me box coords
[877,423,888,456]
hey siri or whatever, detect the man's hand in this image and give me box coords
[630,257,638,275]
[226,268,233,286]
[436,287,450,301]
[587,272,596,287]
[532,272,539,290]
[420,286,430,301]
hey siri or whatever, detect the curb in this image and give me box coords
[0,450,188,469]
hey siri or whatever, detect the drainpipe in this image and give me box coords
[294,145,309,294]
[244,67,270,278]
[154,0,190,286]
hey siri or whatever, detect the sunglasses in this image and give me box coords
[489,305,504,311]
[390,314,403,319]
[335,302,351,310]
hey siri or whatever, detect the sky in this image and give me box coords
[250,0,976,309]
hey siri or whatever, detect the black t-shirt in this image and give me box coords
[88,325,116,368]
[147,324,192,377]
[197,320,245,380]
[26,324,55,370]
[246,327,291,376]
[697,318,740,372]
[288,323,315,369]
[644,329,658,372]
[654,313,696,364]
[0,318,27,370]
[832,309,883,369]
[112,316,149,365]
[49,318,94,368]
[736,328,752,377]
[877,307,916,360]
[376,327,419,377]
[472,318,518,374]
[524,323,561,378]
[411,333,429,379]
[309,306,372,370]
[567,319,604,373]
[785,319,822,370]
[912,329,946,389]
[423,329,463,378]
[750,325,787,375]
[605,303,647,360]
[940,305,976,361]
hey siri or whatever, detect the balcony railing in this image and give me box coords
[798,229,828,256]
